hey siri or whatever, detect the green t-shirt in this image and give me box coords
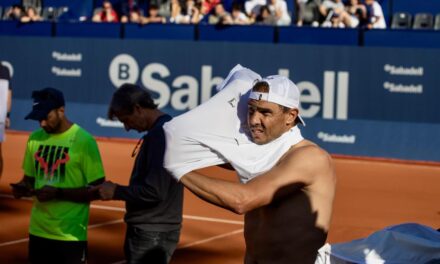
[22,124,105,241]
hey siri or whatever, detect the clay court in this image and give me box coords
[1,131,439,263]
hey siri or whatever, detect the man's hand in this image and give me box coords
[94,181,117,200]
[35,185,58,202]
[10,182,34,199]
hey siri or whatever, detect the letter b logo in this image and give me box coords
[109,54,139,87]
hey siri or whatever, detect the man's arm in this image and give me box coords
[94,180,165,206]
[181,144,333,214]
[10,175,35,198]
[35,177,105,203]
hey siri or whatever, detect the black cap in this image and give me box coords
[25,88,65,121]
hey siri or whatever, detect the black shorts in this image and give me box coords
[29,234,87,264]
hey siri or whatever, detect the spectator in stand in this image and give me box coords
[267,0,291,26]
[22,0,42,15]
[5,4,26,21]
[120,6,144,23]
[21,6,43,23]
[144,4,167,24]
[364,0,386,29]
[325,0,364,28]
[208,3,233,25]
[92,0,119,23]
[344,0,366,28]
[201,0,221,15]
[150,0,172,18]
[255,5,277,25]
[295,0,321,26]
[183,0,204,24]
[244,0,266,22]
[230,3,251,25]
[319,0,345,27]
[170,0,187,23]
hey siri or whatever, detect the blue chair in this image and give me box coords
[435,13,440,30]
[413,13,434,30]
[391,12,412,29]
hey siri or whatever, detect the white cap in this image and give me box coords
[249,75,305,126]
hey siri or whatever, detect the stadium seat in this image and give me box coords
[435,13,440,30]
[42,6,57,21]
[413,13,434,30]
[391,12,412,29]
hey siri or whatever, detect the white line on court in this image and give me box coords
[0,219,125,248]
[91,204,243,225]
[1,195,243,225]
[0,238,29,247]
[178,228,244,249]
[88,219,124,229]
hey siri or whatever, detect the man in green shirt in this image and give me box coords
[11,87,105,264]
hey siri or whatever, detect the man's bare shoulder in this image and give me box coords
[277,140,334,183]
[285,140,331,163]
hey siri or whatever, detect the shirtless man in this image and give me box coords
[173,75,336,263]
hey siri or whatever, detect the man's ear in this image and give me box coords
[286,108,298,126]
[133,104,142,113]
[57,106,65,118]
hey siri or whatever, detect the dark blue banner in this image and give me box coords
[1,36,439,162]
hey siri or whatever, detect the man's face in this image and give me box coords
[116,108,146,133]
[103,2,112,10]
[40,108,63,134]
[247,99,294,145]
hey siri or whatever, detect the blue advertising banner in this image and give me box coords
[1,36,439,162]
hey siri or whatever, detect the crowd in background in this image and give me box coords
[1,0,386,28]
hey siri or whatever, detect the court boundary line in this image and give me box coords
[0,219,125,248]
[178,228,244,249]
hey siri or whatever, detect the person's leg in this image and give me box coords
[59,240,88,264]
[0,142,3,179]
[29,234,87,264]
[124,225,168,264]
[163,229,180,263]
[29,234,49,264]
[0,123,4,179]
[244,252,258,264]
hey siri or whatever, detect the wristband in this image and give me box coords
[6,112,10,118]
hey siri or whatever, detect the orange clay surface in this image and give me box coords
[1,131,439,263]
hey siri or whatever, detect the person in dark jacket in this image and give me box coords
[95,83,183,264]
